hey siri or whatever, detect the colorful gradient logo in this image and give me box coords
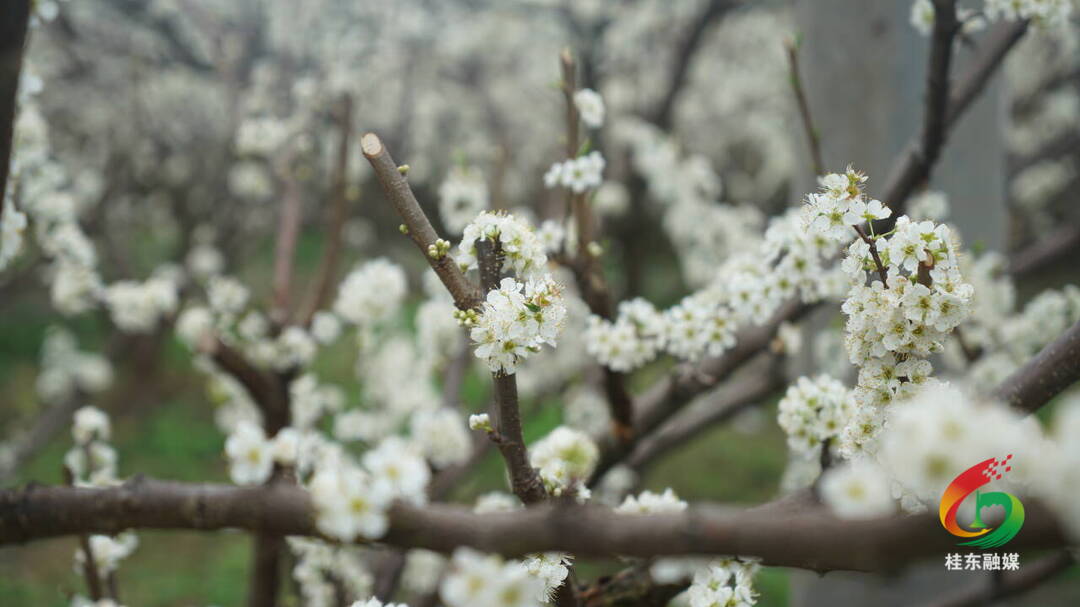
[939,454,1025,549]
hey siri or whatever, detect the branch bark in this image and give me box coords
[1007,224,1080,278]
[0,0,31,213]
[0,478,1067,574]
[994,318,1080,414]
[878,19,1026,220]
[360,132,483,311]
[623,354,782,473]
[785,38,824,177]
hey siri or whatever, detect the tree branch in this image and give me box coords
[785,37,824,177]
[199,337,289,434]
[0,478,1068,574]
[879,19,1026,220]
[475,239,547,505]
[298,94,353,326]
[994,318,1080,414]
[1008,224,1080,278]
[590,299,811,483]
[0,0,31,214]
[559,49,633,442]
[623,354,782,473]
[360,133,483,311]
[271,159,304,326]
[649,0,738,130]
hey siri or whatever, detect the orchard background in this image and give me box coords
[1,1,1079,606]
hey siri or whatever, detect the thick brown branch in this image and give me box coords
[994,319,1080,414]
[0,0,31,213]
[921,0,960,183]
[200,337,289,433]
[360,133,482,310]
[879,20,1027,220]
[0,478,1068,574]
[298,94,353,326]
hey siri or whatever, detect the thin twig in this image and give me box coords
[559,49,633,442]
[271,155,304,326]
[878,19,1026,222]
[785,37,824,177]
[298,94,353,326]
[360,133,483,311]
[852,225,889,285]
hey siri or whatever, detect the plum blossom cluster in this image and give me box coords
[308,437,431,542]
[288,537,373,607]
[457,211,549,280]
[73,533,139,595]
[686,558,760,607]
[103,272,180,333]
[65,406,118,487]
[776,375,853,460]
[529,426,599,498]
[440,548,549,607]
[584,298,666,372]
[584,200,844,370]
[951,257,1080,393]
[543,151,606,193]
[34,327,112,404]
[470,276,567,375]
[799,169,973,458]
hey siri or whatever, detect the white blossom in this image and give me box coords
[310,465,393,541]
[819,459,896,519]
[225,420,274,485]
[573,88,605,129]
